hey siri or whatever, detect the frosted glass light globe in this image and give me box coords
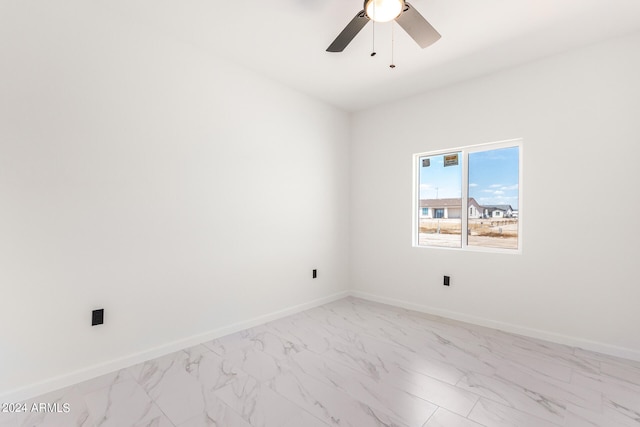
[365,0,404,23]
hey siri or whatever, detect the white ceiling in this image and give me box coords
[102,0,640,112]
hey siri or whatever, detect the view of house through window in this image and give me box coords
[417,152,462,248]
[416,140,521,251]
[467,146,520,249]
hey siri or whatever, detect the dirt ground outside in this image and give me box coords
[419,218,518,249]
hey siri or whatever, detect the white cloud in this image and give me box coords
[500,184,519,191]
[493,190,505,195]
[469,183,478,187]
[489,184,502,188]
[477,195,518,207]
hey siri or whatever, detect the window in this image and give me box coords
[414,139,522,252]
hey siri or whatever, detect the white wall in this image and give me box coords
[2,1,639,402]
[0,2,350,398]
[350,33,640,359]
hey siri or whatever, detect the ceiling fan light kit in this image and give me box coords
[327,0,441,54]
[365,0,404,23]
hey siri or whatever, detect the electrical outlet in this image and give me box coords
[443,276,450,286]
[312,269,317,279]
[92,309,104,326]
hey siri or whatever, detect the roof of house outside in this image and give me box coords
[420,198,482,208]
[483,204,514,212]
[468,198,483,209]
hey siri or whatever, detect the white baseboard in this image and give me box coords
[1,291,350,402]
[350,290,640,363]
[5,288,639,402]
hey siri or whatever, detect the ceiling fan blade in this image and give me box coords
[326,10,369,52]
[395,2,441,49]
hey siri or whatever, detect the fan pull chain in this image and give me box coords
[390,21,396,68]
[371,2,376,56]
[371,21,376,56]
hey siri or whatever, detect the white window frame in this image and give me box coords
[412,138,523,254]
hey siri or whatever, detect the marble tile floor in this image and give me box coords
[2,297,639,427]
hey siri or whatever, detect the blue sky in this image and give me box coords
[419,155,461,199]
[419,147,519,209]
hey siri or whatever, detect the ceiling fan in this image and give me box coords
[327,0,440,53]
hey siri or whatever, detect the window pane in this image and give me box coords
[467,146,519,249]
[418,152,462,248]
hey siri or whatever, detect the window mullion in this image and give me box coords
[461,150,469,249]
